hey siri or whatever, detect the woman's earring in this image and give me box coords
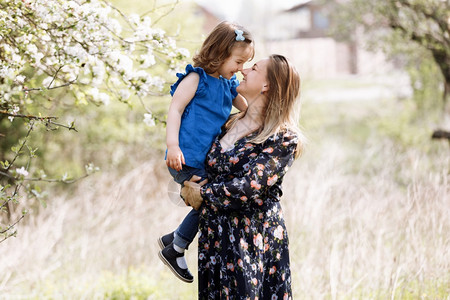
[261,85,267,95]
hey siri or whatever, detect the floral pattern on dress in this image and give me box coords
[198,129,298,300]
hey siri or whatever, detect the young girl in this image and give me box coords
[158,21,254,283]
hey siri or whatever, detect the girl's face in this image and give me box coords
[216,45,253,79]
[237,58,269,98]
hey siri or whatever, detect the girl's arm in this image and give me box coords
[166,72,200,171]
[232,94,248,112]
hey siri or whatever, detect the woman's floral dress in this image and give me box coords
[198,129,298,300]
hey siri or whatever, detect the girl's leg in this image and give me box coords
[158,166,206,282]
[173,208,199,249]
[172,165,206,249]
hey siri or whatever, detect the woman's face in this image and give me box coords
[237,58,269,98]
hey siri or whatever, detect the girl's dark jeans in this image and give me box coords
[168,165,207,249]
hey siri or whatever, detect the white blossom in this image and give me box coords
[143,113,156,127]
[98,93,110,105]
[7,105,20,122]
[26,44,38,56]
[108,19,122,35]
[140,53,156,68]
[117,55,133,78]
[85,163,100,174]
[1,0,188,119]
[41,33,51,42]
[177,47,190,58]
[33,52,44,64]
[15,75,26,84]
[119,89,131,100]
[16,167,29,177]
[61,172,68,181]
[128,14,140,26]
[88,87,99,98]
[61,65,79,82]
[64,44,88,61]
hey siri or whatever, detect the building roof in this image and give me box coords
[285,0,314,12]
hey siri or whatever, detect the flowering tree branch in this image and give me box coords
[0,0,189,243]
[0,111,57,121]
[22,78,78,92]
[0,214,25,243]
[0,111,77,131]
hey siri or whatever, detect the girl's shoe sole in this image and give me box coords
[158,250,194,283]
[157,237,166,250]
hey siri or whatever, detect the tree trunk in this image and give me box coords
[444,80,450,116]
[431,50,450,114]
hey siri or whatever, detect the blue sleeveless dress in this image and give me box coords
[170,64,239,169]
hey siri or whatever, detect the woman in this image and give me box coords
[182,54,303,299]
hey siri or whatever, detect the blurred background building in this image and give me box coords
[195,0,395,79]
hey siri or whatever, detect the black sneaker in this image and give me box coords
[158,232,175,250]
[158,243,194,283]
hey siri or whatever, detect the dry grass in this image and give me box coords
[1,158,198,299]
[1,101,449,299]
[284,139,449,299]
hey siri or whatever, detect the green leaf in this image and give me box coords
[39,199,47,208]
[0,160,10,169]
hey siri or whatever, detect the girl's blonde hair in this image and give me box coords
[226,54,304,158]
[193,21,254,74]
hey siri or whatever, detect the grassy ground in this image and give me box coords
[1,80,449,299]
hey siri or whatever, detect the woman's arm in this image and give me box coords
[200,131,298,211]
[232,94,248,112]
[166,72,199,171]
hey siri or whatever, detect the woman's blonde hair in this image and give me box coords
[227,54,304,158]
[193,21,254,74]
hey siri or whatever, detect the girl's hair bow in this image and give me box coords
[235,29,245,41]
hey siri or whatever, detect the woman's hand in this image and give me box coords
[181,175,208,210]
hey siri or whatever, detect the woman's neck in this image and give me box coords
[241,94,265,128]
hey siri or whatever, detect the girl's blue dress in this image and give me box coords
[170,64,239,169]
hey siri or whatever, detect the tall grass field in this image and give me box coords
[1,81,449,299]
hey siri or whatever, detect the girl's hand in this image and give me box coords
[166,146,185,171]
[181,176,208,210]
